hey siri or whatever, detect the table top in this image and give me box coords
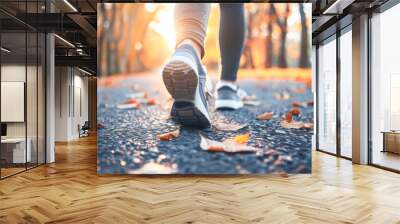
[1,138,29,143]
[381,131,400,134]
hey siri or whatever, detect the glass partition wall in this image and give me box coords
[315,25,353,159]
[0,1,46,179]
[370,3,400,172]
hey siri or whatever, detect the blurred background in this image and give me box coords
[98,3,312,82]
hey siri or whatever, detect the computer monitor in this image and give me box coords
[1,123,7,137]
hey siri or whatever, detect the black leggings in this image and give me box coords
[175,3,246,82]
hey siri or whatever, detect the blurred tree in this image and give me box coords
[264,5,274,68]
[242,5,256,69]
[272,4,291,68]
[298,3,310,68]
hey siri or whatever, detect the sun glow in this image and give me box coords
[146,3,176,51]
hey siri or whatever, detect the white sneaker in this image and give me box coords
[214,81,247,110]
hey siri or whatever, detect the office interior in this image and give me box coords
[0,0,96,179]
[313,0,400,172]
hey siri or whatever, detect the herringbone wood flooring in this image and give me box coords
[1,135,400,224]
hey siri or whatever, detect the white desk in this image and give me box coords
[1,138,31,163]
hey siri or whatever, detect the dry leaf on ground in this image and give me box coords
[302,122,314,129]
[147,98,156,105]
[280,120,304,129]
[157,129,180,141]
[289,108,301,116]
[117,102,140,109]
[234,133,250,144]
[213,121,247,131]
[285,112,293,122]
[200,135,258,153]
[291,101,307,108]
[256,112,274,120]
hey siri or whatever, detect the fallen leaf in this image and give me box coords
[289,108,301,116]
[200,135,258,153]
[147,98,156,105]
[302,122,314,129]
[213,121,247,131]
[285,112,293,122]
[128,162,177,174]
[291,101,307,108]
[124,98,139,104]
[157,129,180,141]
[117,102,140,109]
[280,120,304,129]
[256,112,274,120]
[234,133,250,144]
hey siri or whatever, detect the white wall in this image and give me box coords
[54,67,89,141]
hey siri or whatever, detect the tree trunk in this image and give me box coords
[298,4,310,68]
[265,5,274,68]
[277,4,290,68]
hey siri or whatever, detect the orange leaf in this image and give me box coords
[125,98,139,104]
[157,129,180,141]
[147,98,156,105]
[285,112,293,123]
[301,123,314,129]
[280,120,304,129]
[207,146,225,152]
[234,133,250,144]
[291,101,306,108]
[289,108,301,116]
[256,112,274,120]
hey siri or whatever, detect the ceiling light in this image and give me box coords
[63,0,78,12]
[54,34,75,48]
[1,47,11,53]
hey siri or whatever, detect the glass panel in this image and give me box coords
[27,30,38,169]
[340,29,352,158]
[1,31,27,177]
[26,0,39,169]
[38,32,45,165]
[317,37,337,154]
[371,4,400,171]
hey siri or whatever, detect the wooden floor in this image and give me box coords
[1,135,400,224]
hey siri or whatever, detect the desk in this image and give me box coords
[382,131,400,155]
[1,138,31,163]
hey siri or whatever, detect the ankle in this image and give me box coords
[178,39,202,58]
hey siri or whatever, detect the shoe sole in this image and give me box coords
[215,99,244,110]
[162,60,210,128]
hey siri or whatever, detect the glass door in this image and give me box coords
[339,26,352,158]
[317,35,337,154]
